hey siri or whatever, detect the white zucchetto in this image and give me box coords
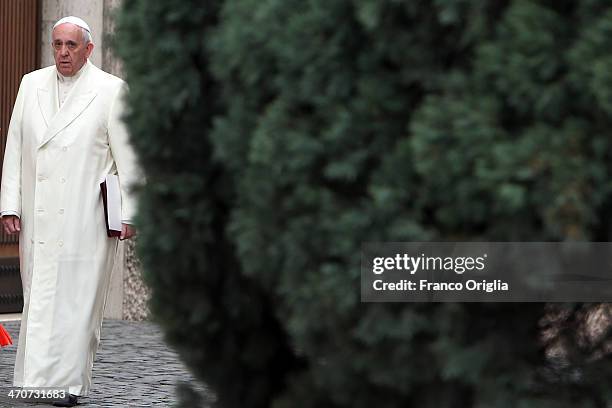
[53,16,91,34]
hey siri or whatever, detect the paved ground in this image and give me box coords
[0,320,213,407]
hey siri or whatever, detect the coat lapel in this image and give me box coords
[37,71,57,129]
[38,62,98,149]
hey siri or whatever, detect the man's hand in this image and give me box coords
[1,215,21,235]
[120,223,136,240]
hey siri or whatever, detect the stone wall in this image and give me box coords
[123,239,150,321]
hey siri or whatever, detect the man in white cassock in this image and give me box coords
[0,16,139,407]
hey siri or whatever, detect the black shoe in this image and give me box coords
[52,393,78,407]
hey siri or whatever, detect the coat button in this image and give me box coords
[38,240,45,244]
[59,209,64,214]
[60,177,66,183]
[58,241,64,247]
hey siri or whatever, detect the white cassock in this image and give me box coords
[0,60,139,396]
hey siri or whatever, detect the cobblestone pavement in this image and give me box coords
[0,320,213,407]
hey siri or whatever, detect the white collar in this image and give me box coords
[56,60,89,83]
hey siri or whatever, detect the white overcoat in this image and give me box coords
[0,61,139,396]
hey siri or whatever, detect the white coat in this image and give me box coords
[0,61,139,396]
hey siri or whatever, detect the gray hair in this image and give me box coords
[81,27,92,44]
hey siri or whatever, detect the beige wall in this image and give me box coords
[102,0,124,76]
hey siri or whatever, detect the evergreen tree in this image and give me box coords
[115,1,612,406]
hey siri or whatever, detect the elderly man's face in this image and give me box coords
[52,23,93,76]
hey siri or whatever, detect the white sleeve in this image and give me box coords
[107,82,141,224]
[0,76,27,217]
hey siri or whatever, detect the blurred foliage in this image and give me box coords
[115,0,612,406]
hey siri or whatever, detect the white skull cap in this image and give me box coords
[53,16,91,33]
